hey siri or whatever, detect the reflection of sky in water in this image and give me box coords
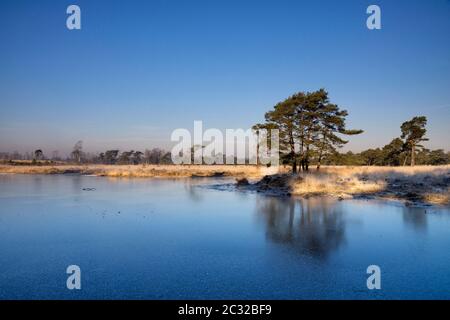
[0,174,449,299]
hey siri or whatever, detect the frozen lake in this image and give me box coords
[0,174,449,299]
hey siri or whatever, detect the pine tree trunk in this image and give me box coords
[316,136,325,171]
[304,146,310,171]
[411,145,415,166]
[316,148,323,170]
[289,131,296,173]
[256,135,260,167]
[316,153,322,170]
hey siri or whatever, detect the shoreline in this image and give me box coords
[237,167,450,207]
[0,164,282,179]
[1,164,449,207]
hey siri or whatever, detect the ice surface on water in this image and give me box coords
[0,174,449,299]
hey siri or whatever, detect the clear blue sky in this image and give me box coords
[1,0,449,155]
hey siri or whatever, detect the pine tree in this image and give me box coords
[314,101,363,170]
[259,89,362,172]
[400,116,428,166]
[264,98,298,172]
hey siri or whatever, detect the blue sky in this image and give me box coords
[0,0,449,155]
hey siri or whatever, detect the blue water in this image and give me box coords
[0,174,449,299]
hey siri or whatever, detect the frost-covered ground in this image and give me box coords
[289,166,449,206]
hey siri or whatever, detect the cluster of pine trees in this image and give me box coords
[255,90,448,171]
[322,147,449,167]
[254,89,363,173]
[320,116,449,166]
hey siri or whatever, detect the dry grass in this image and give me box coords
[423,190,450,205]
[0,164,283,178]
[291,165,450,205]
[314,165,450,179]
[292,172,385,196]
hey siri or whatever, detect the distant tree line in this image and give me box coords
[321,147,449,166]
[0,142,172,165]
[96,148,172,165]
[319,116,449,166]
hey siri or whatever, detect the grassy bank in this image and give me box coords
[235,165,449,206]
[0,164,282,178]
[289,165,450,206]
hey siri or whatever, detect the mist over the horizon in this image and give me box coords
[0,115,449,158]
